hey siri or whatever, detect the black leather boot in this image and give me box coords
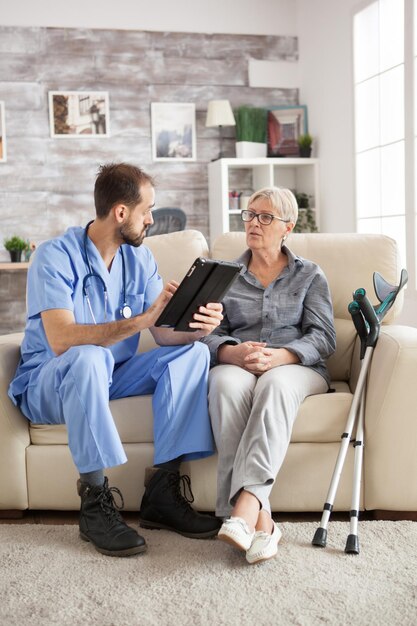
[139,467,221,539]
[78,477,147,557]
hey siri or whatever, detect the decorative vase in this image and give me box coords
[9,250,22,262]
[236,141,267,158]
[299,146,312,158]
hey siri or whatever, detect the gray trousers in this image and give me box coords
[208,364,328,517]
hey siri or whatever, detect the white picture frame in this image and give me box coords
[48,91,110,138]
[151,102,196,161]
[0,101,7,162]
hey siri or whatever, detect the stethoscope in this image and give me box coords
[82,220,132,324]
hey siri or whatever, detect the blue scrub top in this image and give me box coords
[8,225,163,405]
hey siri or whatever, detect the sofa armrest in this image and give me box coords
[364,325,417,511]
[0,334,30,509]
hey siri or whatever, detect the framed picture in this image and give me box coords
[48,91,110,138]
[151,102,196,161]
[0,101,6,162]
[267,105,308,157]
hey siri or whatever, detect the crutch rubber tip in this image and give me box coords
[312,527,327,547]
[345,534,360,555]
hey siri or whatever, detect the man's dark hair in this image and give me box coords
[94,163,155,218]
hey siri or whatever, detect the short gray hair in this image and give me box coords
[248,187,298,224]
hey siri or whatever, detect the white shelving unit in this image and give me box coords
[208,157,320,243]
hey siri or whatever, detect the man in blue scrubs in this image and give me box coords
[8,162,223,557]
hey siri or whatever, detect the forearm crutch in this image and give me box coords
[344,295,377,554]
[312,269,408,554]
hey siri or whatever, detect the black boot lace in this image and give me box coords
[168,473,195,510]
[98,482,125,524]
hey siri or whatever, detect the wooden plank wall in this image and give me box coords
[0,26,298,332]
[0,268,27,334]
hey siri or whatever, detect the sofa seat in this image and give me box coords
[29,381,352,447]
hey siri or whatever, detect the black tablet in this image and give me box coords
[155,257,242,331]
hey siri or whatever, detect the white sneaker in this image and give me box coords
[246,522,282,564]
[217,516,255,551]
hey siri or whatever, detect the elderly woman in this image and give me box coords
[201,187,336,564]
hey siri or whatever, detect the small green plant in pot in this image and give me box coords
[298,133,313,158]
[293,192,318,233]
[4,235,28,262]
[234,106,268,158]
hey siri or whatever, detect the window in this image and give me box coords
[353,0,407,268]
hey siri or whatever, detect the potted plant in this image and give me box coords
[234,106,267,158]
[298,133,313,158]
[293,192,318,233]
[4,235,28,262]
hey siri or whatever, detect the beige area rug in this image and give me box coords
[0,521,416,626]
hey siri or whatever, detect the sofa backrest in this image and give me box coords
[140,229,402,382]
[211,232,403,322]
[144,229,209,282]
[211,231,403,382]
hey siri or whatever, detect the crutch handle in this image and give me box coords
[354,291,380,347]
[353,287,366,300]
[348,301,367,340]
[348,301,368,359]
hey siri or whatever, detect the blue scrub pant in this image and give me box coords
[20,342,214,473]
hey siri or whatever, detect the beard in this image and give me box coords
[119,221,147,247]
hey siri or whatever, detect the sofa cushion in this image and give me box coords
[29,381,352,446]
[30,395,154,445]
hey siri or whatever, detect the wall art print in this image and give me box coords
[267,105,308,157]
[151,102,196,161]
[49,91,110,138]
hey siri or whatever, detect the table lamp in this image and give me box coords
[205,100,236,160]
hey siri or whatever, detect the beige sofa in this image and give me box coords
[1,229,417,516]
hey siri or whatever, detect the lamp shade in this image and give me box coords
[205,100,236,127]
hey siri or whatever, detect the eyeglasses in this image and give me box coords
[241,209,290,226]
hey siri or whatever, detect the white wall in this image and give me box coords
[297,0,416,326]
[297,0,361,234]
[0,0,296,35]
